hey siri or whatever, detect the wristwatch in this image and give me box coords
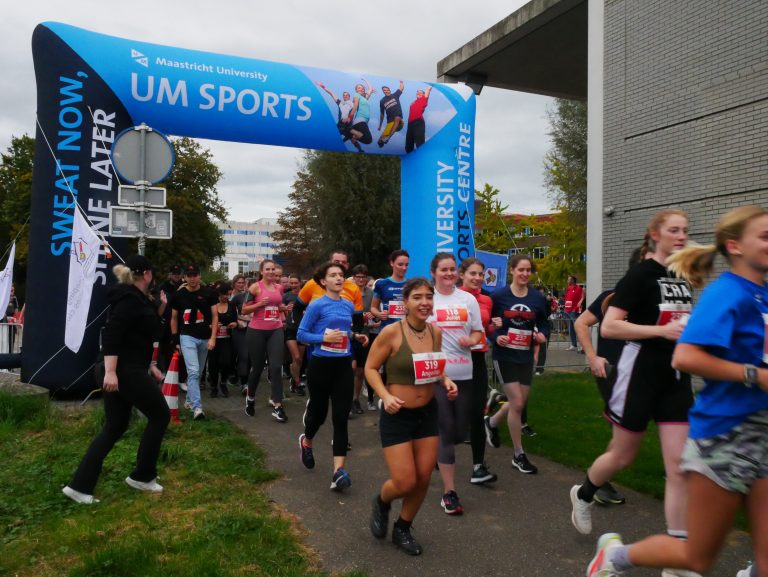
[743,364,758,388]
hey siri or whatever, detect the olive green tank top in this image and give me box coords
[384,321,439,385]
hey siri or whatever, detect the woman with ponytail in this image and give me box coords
[586,206,768,577]
[570,209,697,577]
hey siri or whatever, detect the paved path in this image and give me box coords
[202,346,752,577]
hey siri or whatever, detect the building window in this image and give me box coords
[532,246,549,260]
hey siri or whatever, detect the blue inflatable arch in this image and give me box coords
[26,22,476,392]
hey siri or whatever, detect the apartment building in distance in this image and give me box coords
[213,218,280,278]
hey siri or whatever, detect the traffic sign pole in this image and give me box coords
[137,124,148,255]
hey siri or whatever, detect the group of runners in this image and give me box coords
[63,205,766,574]
[316,78,433,153]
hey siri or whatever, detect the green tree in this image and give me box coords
[524,212,586,287]
[0,135,35,298]
[276,150,400,277]
[141,137,227,273]
[0,135,227,291]
[473,183,514,254]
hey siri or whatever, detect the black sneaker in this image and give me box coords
[521,423,537,437]
[594,482,626,505]
[245,398,255,417]
[392,524,422,556]
[484,415,501,448]
[352,399,364,414]
[470,463,498,485]
[440,490,463,515]
[271,405,287,423]
[370,496,389,539]
[512,453,538,474]
[298,434,314,469]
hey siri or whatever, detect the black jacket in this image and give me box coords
[102,284,161,368]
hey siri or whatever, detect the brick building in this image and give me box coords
[439,0,768,298]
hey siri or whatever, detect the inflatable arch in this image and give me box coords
[25,23,475,392]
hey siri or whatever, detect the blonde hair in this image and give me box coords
[112,263,142,285]
[667,205,768,288]
[640,209,688,259]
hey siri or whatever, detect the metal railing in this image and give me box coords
[0,322,23,373]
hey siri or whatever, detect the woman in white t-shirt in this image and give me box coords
[428,252,484,515]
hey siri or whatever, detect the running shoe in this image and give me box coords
[567,345,576,351]
[125,476,164,493]
[470,463,498,485]
[298,434,314,469]
[512,453,538,474]
[484,415,501,448]
[367,399,377,411]
[594,483,626,505]
[330,467,352,491]
[440,490,464,515]
[570,484,594,534]
[289,378,306,396]
[62,486,99,504]
[392,524,423,556]
[271,405,287,423]
[485,389,502,415]
[184,400,192,411]
[245,398,255,417]
[661,570,703,577]
[370,495,389,538]
[586,532,624,577]
[240,384,248,397]
[352,399,364,414]
[534,369,544,376]
[521,423,537,437]
[193,408,205,420]
[736,567,753,577]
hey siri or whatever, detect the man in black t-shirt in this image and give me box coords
[377,81,404,148]
[156,264,183,372]
[170,264,218,420]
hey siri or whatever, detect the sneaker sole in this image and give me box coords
[470,474,497,484]
[512,461,537,474]
[440,501,464,515]
[593,494,626,506]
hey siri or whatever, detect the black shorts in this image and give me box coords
[284,327,298,341]
[492,359,534,386]
[351,121,373,144]
[352,337,369,366]
[380,398,439,448]
[605,342,693,433]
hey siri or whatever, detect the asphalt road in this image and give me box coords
[201,346,753,577]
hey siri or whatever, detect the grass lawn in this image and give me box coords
[497,371,667,498]
[0,391,365,577]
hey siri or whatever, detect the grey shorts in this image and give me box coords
[681,410,768,495]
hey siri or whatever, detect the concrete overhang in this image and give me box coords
[437,0,587,100]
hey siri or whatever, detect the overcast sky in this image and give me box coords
[1,0,554,222]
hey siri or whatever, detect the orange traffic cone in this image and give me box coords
[162,352,181,425]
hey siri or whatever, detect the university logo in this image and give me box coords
[131,49,149,68]
[72,237,93,267]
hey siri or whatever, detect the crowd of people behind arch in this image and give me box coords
[61,206,767,576]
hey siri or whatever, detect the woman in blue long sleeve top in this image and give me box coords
[297,262,368,492]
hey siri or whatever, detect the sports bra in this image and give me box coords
[384,322,439,386]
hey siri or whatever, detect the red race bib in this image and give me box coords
[320,329,349,353]
[388,300,406,320]
[263,306,280,321]
[434,307,468,329]
[505,328,532,350]
[216,324,229,338]
[412,352,447,384]
[657,303,691,326]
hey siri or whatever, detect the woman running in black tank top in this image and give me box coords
[365,278,458,556]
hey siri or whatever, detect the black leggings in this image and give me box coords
[304,355,353,457]
[470,351,488,465]
[246,328,284,403]
[69,365,170,494]
[208,338,234,388]
[435,378,473,465]
[231,328,250,385]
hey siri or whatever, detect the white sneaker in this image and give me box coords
[184,400,192,411]
[661,570,702,577]
[125,476,163,492]
[62,485,99,504]
[180,382,188,392]
[570,484,594,534]
[193,407,205,420]
[736,567,752,577]
[567,345,576,351]
[587,533,624,576]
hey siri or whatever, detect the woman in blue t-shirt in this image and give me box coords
[586,206,768,577]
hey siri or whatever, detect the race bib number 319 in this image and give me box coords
[412,352,447,384]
